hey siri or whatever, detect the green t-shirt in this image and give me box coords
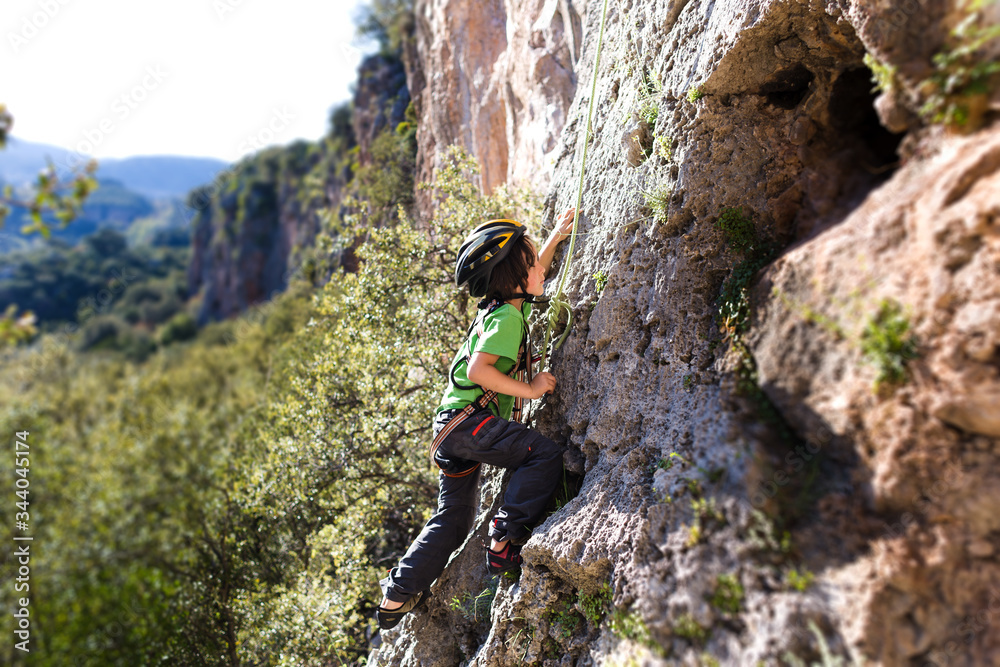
[438,302,532,419]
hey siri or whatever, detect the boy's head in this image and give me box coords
[455,219,537,299]
[485,234,537,301]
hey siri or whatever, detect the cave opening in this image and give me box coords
[761,63,815,110]
[828,67,904,174]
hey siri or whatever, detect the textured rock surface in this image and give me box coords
[751,125,1000,666]
[405,0,581,209]
[375,0,1000,665]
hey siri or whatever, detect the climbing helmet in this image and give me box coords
[455,219,526,297]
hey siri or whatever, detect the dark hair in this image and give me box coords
[485,234,536,302]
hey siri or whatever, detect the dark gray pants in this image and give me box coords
[381,408,563,603]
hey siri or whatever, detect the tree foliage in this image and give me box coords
[0,105,98,235]
[0,146,540,665]
[355,0,415,55]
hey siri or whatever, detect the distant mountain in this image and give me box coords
[0,137,229,200]
[99,155,230,200]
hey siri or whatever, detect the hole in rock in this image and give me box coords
[760,64,815,109]
[827,67,903,173]
[544,469,584,519]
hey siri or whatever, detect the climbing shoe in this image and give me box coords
[375,589,430,630]
[486,541,523,575]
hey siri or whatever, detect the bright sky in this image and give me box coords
[1,0,377,163]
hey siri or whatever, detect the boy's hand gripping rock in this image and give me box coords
[528,372,557,399]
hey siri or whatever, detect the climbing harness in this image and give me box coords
[540,0,611,370]
[430,298,536,477]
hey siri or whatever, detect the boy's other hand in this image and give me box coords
[552,208,576,240]
[528,372,557,399]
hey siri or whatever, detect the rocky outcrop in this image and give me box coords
[374,0,1000,665]
[185,142,337,324]
[751,125,1000,665]
[404,0,581,209]
[355,54,411,167]
[187,55,412,324]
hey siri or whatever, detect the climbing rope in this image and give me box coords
[540,0,611,370]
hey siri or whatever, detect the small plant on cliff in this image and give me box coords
[643,184,672,224]
[449,581,499,622]
[548,599,582,638]
[708,573,744,614]
[637,70,662,126]
[782,620,849,667]
[610,607,663,655]
[654,134,673,161]
[687,497,725,546]
[863,53,898,94]
[715,207,774,337]
[716,206,757,254]
[660,452,690,469]
[673,613,709,644]
[579,582,614,624]
[687,86,705,102]
[594,270,609,292]
[919,4,1000,129]
[786,567,816,592]
[746,508,794,557]
[859,298,918,389]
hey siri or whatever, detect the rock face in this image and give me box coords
[187,55,410,324]
[404,0,581,209]
[376,0,999,665]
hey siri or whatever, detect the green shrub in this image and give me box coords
[77,314,128,351]
[919,8,1000,128]
[119,329,157,363]
[859,299,918,388]
[644,184,671,224]
[687,86,704,102]
[673,613,708,643]
[708,573,744,614]
[578,583,613,624]
[158,312,198,346]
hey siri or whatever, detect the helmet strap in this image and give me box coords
[476,293,535,310]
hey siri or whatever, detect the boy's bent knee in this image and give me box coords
[530,433,563,462]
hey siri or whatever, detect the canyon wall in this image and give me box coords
[374,0,1000,665]
[187,54,409,323]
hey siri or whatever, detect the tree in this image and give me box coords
[355,0,416,55]
[0,104,98,237]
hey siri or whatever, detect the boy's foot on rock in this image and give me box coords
[375,590,430,630]
[486,541,523,575]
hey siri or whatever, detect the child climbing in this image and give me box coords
[375,208,577,631]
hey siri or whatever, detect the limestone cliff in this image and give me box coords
[187,54,409,323]
[374,0,1000,665]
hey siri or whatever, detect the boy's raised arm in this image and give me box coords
[537,208,576,274]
